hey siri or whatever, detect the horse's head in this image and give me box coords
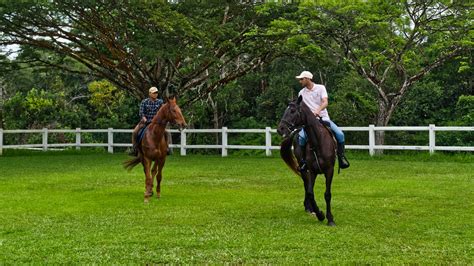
[164,96,187,130]
[277,95,304,139]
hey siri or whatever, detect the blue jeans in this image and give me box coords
[298,120,345,146]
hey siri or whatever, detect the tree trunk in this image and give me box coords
[0,83,3,129]
[375,105,386,155]
[208,94,220,146]
[375,99,397,154]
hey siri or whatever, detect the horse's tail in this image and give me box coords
[280,137,301,177]
[123,155,141,172]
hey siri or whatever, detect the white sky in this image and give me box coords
[1,44,20,60]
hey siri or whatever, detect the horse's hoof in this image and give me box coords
[327,221,336,227]
[156,193,161,199]
[316,211,325,221]
[144,198,150,204]
[308,212,317,218]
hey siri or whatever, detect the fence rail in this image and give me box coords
[0,125,473,156]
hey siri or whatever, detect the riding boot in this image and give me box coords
[129,134,139,156]
[337,142,350,169]
[129,143,139,156]
[129,122,142,156]
[298,145,307,172]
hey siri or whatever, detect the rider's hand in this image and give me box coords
[141,117,147,123]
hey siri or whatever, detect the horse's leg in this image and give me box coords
[155,158,166,198]
[294,143,312,212]
[300,170,312,212]
[324,167,336,226]
[143,157,153,203]
[307,170,325,221]
[151,160,158,196]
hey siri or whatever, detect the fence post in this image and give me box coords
[369,124,375,156]
[0,128,3,156]
[75,128,81,150]
[222,127,228,157]
[42,128,48,151]
[429,124,436,155]
[107,128,113,153]
[265,127,272,156]
[180,129,186,156]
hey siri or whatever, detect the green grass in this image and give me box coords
[0,151,473,264]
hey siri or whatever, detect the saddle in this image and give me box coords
[136,123,150,145]
[318,118,336,143]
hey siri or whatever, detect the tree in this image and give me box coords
[295,0,472,145]
[0,1,290,102]
[0,77,5,128]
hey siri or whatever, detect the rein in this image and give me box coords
[289,125,304,139]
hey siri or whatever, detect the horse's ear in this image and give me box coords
[166,95,176,105]
[297,95,303,105]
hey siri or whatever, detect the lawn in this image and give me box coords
[0,151,472,263]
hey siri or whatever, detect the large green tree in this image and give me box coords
[0,1,289,101]
[281,0,472,144]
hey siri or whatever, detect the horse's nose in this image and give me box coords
[277,126,284,136]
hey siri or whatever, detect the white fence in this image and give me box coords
[0,125,473,156]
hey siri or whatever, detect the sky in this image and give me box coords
[1,44,20,60]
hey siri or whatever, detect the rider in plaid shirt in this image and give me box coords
[139,96,163,122]
[130,86,164,156]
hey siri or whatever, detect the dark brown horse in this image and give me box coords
[277,96,337,226]
[124,96,187,203]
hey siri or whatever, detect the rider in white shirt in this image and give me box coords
[296,70,350,170]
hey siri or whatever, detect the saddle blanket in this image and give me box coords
[136,123,150,144]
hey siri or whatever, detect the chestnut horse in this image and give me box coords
[124,96,186,203]
[277,96,337,226]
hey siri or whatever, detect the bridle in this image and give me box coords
[152,103,172,126]
[280,118,296,131]
[153,104,186,131]
[280,105,304,138]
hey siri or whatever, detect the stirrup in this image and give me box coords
[338,156,350,169]
[298,161,307,172]
[128,146,138,156]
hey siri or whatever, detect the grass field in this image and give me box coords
[0,151,473,264]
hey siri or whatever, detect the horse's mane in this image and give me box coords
[300,101,323,148]
[300,101,322,129]
[151,101,169,124]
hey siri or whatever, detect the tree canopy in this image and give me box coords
[0,1,290,100]
[0,1,472,149]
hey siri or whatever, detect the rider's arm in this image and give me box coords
[314,97,328,116]
[139,99,147,122]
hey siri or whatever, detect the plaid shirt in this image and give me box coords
[139,98,163,121]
